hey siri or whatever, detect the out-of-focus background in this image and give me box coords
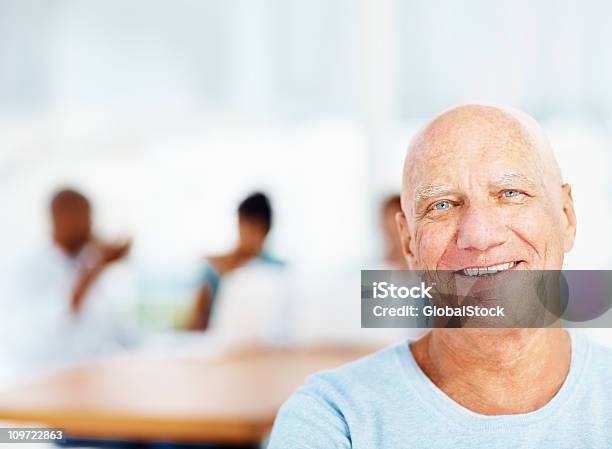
[2,0,612,268]
[0,1,611,443]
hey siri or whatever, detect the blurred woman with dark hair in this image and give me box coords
[189,192,283,331]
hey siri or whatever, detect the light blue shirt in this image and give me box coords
[268,331,612,448]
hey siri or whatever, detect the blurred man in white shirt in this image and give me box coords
[3,189,135,379]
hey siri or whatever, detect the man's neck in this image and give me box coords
[53,238,86,258]
[410,328,571,415]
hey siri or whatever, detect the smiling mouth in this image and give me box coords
[456,261,521,277]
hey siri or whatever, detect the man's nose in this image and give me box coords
[456,206,508,252]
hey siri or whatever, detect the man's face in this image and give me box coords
[53,202,92,255]
[238,215,268,254]
[398,107,576,273]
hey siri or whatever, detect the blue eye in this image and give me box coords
[502,190,520,198]
[433,200,451,210]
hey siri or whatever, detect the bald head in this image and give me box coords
[396,104,576,271]
[403,105,561,213]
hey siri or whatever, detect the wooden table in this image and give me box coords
[0,346,374,446]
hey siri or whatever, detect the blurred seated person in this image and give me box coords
[205,262,292,347]
[378,194,408,270]
[289,195,417,347]
[189,192,284,331]
[50,189,132,315]
[7,188,134,373]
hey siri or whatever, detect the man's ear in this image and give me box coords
[561,183,577,253]
[395,211,416,269]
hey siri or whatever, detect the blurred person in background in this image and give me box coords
[379,194,409,270]
[4,188,136,378]
[189,192,284,331]
[290,193,419,347]
[50,189,132,315]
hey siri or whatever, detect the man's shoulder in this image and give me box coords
[269,340,417,448]
[586,334,612,374]
[297,341,409,401]
[566,331,612,403]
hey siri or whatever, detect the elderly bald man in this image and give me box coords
[269,105,612,448]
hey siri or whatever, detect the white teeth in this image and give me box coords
[460,262,516,276]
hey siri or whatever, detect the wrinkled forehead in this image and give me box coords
[402,106,558,209]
